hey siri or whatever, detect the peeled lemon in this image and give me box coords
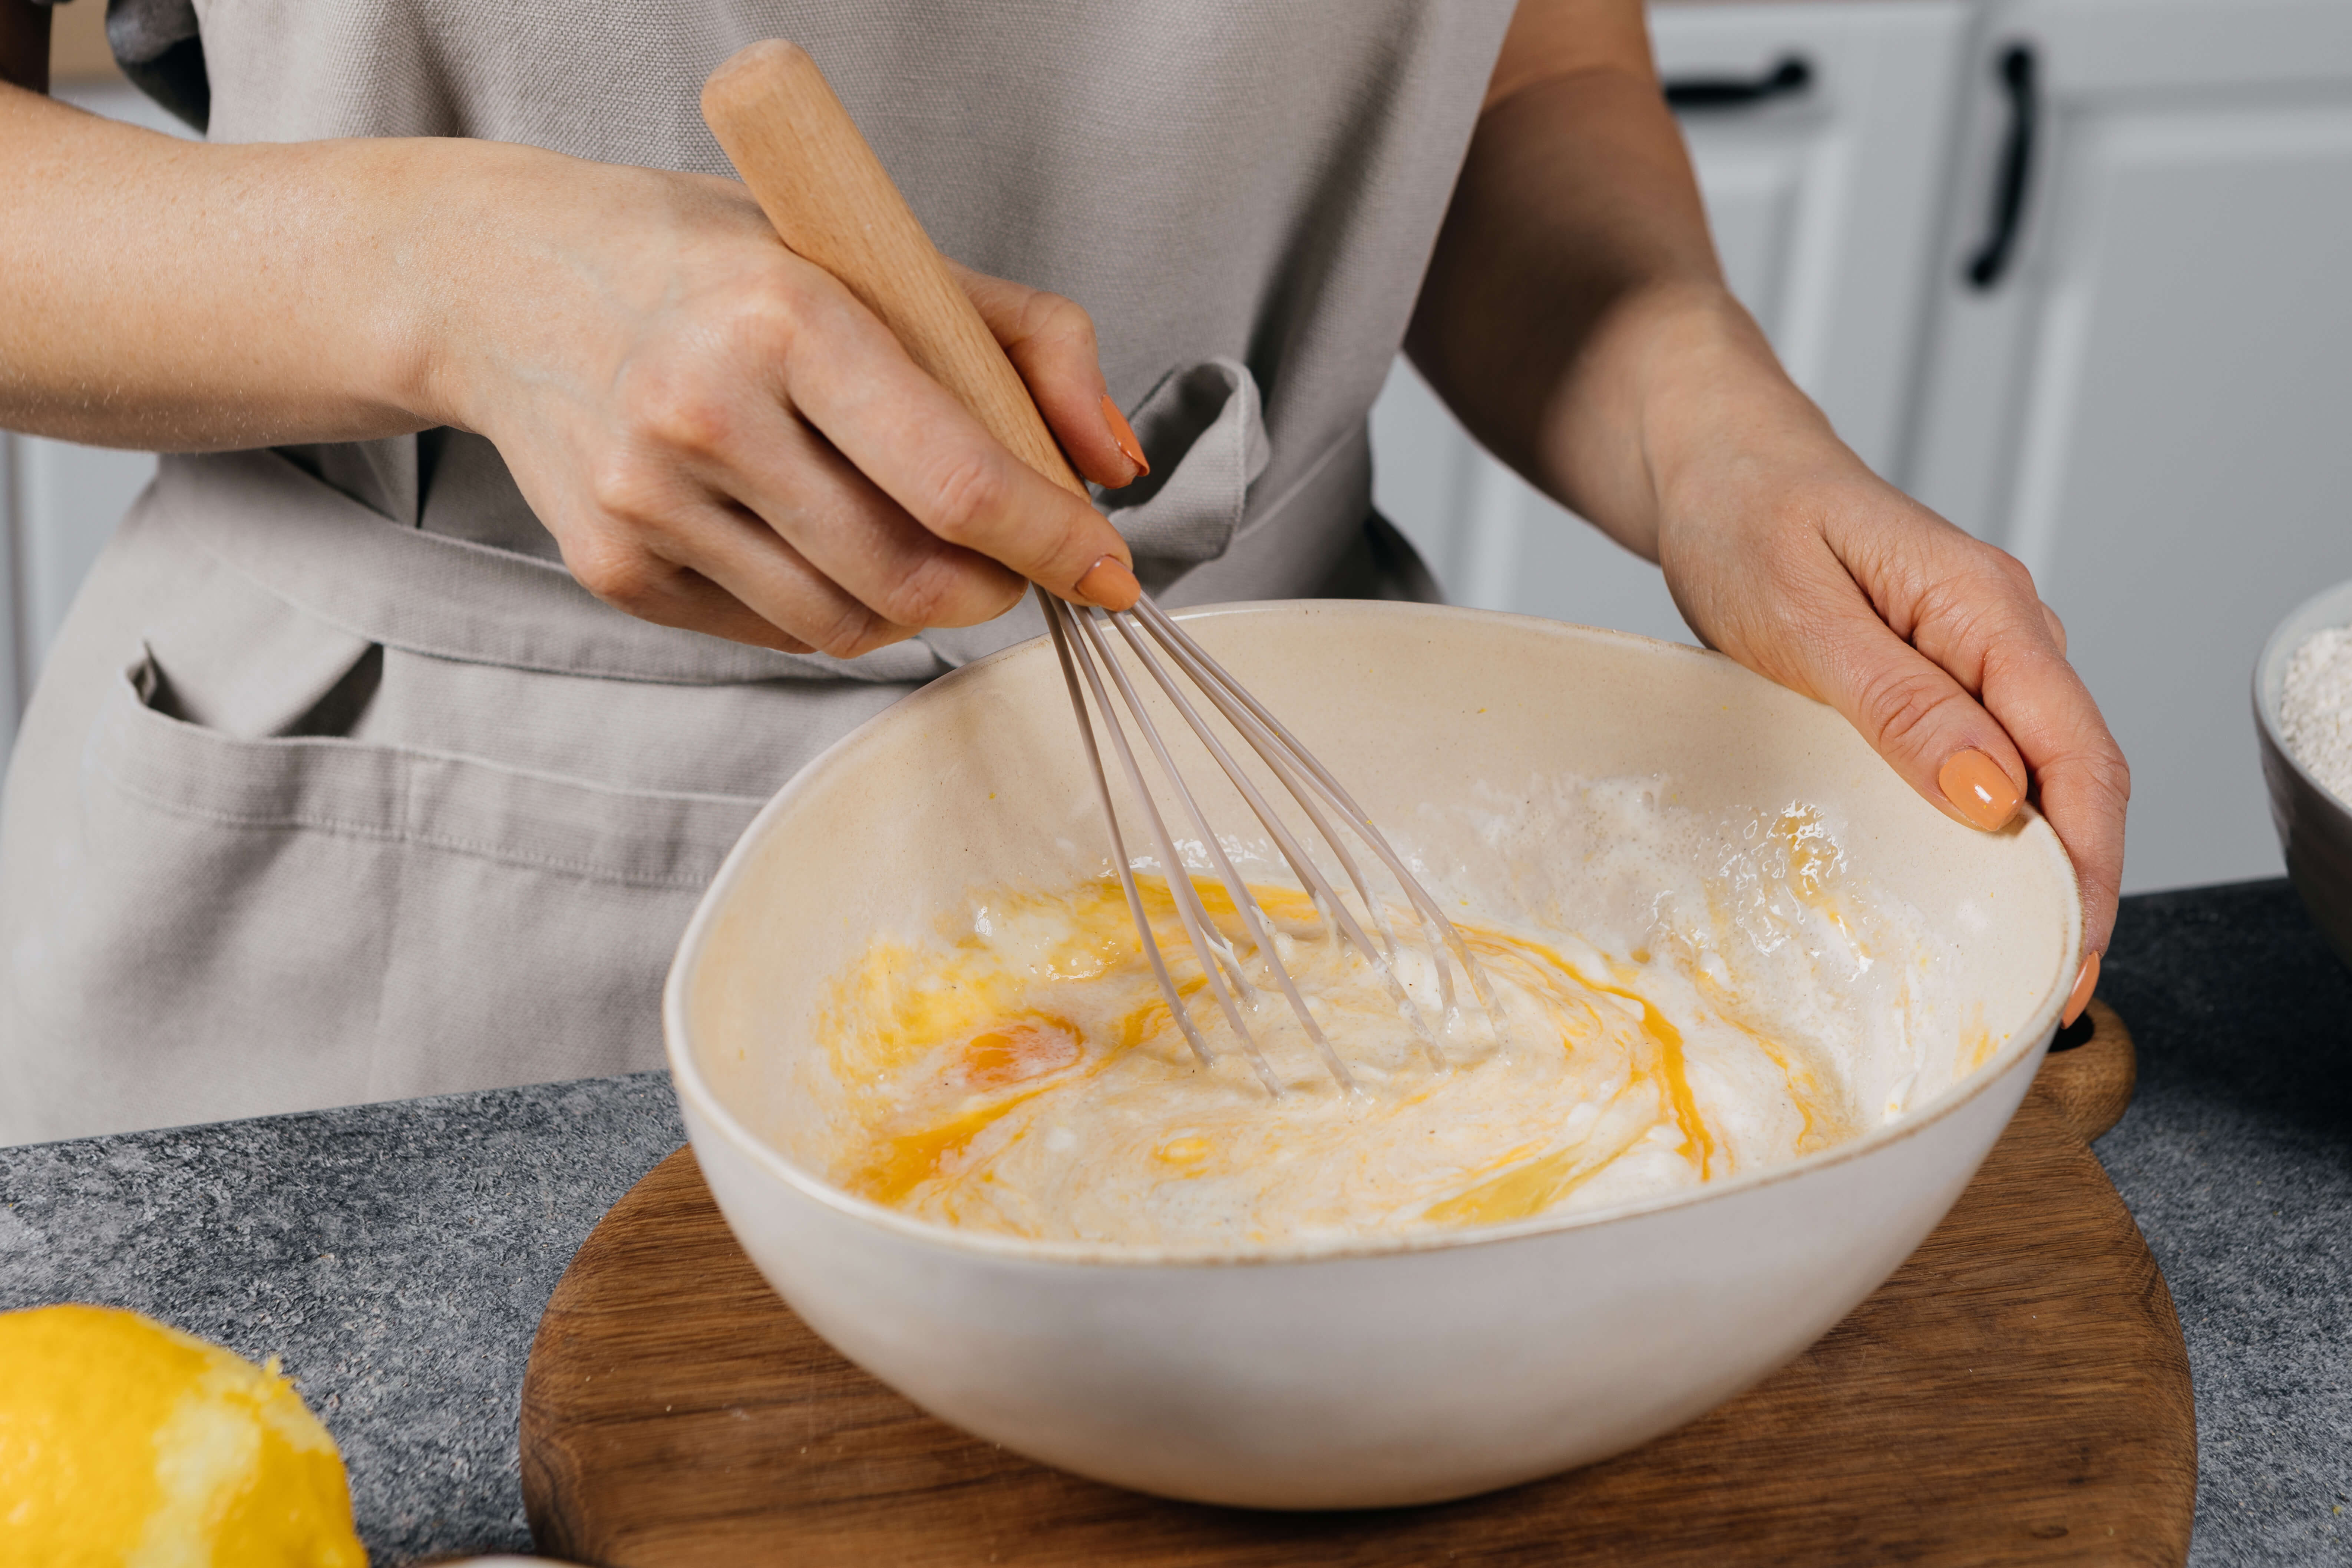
[0,1304,366,1567]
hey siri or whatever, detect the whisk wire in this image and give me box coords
[1068,603,1358,1095]
[1103,609,1446,1070]
[1130,597,1509,1029]
[1122,633,1430,1019]
[1042,603,1220,1075]
[1044,590,1284,1096]
[1045,586,1496,1093]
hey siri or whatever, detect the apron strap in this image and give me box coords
[157,450,950,687]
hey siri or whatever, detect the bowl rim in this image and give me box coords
[665,600,2084,1270]
[2252,574,2352,813]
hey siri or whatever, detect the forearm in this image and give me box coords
[0,82,480,450]
[1407,66,1819,559]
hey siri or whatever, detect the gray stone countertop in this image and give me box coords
[3,879,2346,1565]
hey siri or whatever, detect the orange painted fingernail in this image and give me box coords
[1102,395,1149,479]
[1938,749,2022,831]
[1076,553,1140,612]
[2061,951,2100,1027]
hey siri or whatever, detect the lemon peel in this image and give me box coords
[0,1304,365,1568]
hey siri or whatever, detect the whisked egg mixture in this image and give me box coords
[811,796,1985,1247]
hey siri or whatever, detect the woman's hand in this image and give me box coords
[0,93,1143,655]
[1635,297,2129,986]
[418,146,1143,656]
[1414,2,2126,1013]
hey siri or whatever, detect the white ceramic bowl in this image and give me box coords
[665,602,2081,1509]
[2255,576,2352,972]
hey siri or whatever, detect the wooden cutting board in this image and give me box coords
[521,1000,2193,1567]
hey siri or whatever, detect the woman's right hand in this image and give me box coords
[0,92,1141,655]
[414,142,1145,656]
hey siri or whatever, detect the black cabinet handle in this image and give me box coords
[1663,55,1812,111]
[1965,44,2040,289]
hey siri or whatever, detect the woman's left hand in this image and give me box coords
[1642,298,2128,1001]
[1414,0,2122,1013]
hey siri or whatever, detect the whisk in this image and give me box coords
[1034,592,1503,1093]
[705,43,1496,1092]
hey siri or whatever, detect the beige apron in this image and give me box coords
[0,0,1516,1143]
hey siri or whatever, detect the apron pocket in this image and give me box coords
[96,646,763,892]
[23,648,766,1128]
[1100,356,1272,587]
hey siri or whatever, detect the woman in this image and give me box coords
[0,0,2125,1142]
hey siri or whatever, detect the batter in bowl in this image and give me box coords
[811,798,1983,1247]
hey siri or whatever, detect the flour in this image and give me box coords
[2280,626,2352,808]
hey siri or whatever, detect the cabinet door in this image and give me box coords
[1906,1,2352,892]
[1372,2,1970,646]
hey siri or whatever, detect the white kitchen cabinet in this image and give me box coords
[1374,2,1974,647]
[1906,0,2352,891]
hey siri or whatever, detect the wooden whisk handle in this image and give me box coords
[701,41,1089,501]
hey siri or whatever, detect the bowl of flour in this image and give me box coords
[2256,576,2352,971]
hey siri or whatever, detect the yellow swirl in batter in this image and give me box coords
[812,851,1864,1247]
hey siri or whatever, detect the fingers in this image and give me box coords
[1834,516,2127,961]
[558,489,931,660]
[772,254,1137,608]
[1817,504,2129,964]
[637,386,1035,638]
[948,260,1146,489]
[1702,495,2127,993]
[561,387,961,657]
[560,524,815,657]
[1969,616,2130,964]
[1757,539,2035,836]
[511,194,1140,647]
